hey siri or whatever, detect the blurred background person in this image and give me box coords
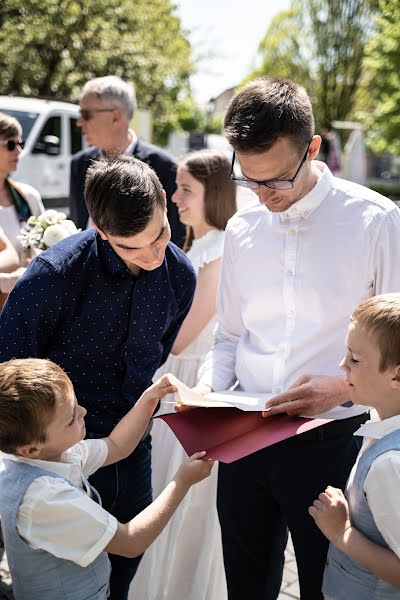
[0,112,44,299]
[69,75,186,247]
[133,150,237,600]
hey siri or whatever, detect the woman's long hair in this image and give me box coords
[179,150,237,252]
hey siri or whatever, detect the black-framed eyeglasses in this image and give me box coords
[79,108,115,121]
[230,141,311,190]
[0,139,24,151]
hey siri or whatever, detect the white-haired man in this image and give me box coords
[69,76,185,247]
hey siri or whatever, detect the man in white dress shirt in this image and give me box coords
[197,77,400,599]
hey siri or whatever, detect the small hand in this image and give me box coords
[175,451,215,485]
[141,375,177,406]
[262,375,350,418]
[308,486,351,543]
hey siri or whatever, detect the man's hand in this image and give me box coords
[175,383,213,412]
[262,375,350,418]
[308,486,351,544]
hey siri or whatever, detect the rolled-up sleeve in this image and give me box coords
[17,476,117,567]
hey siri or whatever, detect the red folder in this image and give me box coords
[158,408,331,463]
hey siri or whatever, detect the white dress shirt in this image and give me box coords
[199,163,400,420]
[350,414,400,558]
[2,439,117,567]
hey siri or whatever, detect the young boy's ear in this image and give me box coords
[16,444,43,459]
[390,365,400,389]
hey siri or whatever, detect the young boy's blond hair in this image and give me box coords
[351,293,400,372]
[0,358,73,453]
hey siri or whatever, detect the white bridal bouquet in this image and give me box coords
[18,210,81,250]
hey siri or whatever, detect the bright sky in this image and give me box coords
[174,0,291,105]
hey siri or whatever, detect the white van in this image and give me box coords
[0,96,85,207]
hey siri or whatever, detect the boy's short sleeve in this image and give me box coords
[365,451,400,558]
[69,439,109,477]
[17,476,117,567]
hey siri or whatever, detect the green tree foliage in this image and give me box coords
[0,0,194,144]
[360,0,400,154]
[248,0,374,130]
[249,7,313,90]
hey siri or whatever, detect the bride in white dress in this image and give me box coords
[132,150,237,600]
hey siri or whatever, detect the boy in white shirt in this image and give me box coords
[309,293,400,598]
[0,358,213,600]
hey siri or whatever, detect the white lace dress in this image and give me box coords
[131,230,227,600]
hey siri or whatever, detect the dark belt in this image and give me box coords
[298,412,369,441]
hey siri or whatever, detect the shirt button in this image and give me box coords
[288,309,295,317]
[303,211,309,218]
[286,270,293,277]
[289,229,296,236]
[132,320,136,325]
[274,386,282,394]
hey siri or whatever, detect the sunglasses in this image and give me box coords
[0,139,24,151]
[79,108,115,121]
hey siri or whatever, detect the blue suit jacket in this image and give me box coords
[69,139,186,248]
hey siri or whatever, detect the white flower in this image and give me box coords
[19,210,80,249]
[38,209,67,227]
[42,224,70,247]
[61,220,79,234]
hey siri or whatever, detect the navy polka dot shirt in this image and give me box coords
[0,229,196,436]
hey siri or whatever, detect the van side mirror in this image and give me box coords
[32,135,60,156]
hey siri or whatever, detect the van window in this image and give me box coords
[37,116,61,143]
[33,116,62,154]
[0,109,38,140]
[70,117,83,155]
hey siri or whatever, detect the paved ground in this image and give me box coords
[279,536,300,599]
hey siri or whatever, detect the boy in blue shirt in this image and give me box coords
[310,293,400,598]
[0,358,213,600]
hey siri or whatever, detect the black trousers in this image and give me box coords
[217,416,366,600]
[89,435,152,600]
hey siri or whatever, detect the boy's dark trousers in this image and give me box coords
[217,413,368,600]
[89,434,152,600]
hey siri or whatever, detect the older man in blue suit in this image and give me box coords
[69,75,185,247]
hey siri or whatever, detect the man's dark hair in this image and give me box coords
[85,155,166,236]
[223,77,315,155]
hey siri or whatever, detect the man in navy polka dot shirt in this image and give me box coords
[0,156,196,599]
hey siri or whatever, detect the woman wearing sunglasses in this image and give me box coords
[0,112,44,298]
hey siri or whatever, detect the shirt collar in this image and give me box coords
[125,129,137,155]
[3,448,81,480]
[354,413,400,439]
[280,161,334,222]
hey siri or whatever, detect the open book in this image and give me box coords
[163,373,275,412]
